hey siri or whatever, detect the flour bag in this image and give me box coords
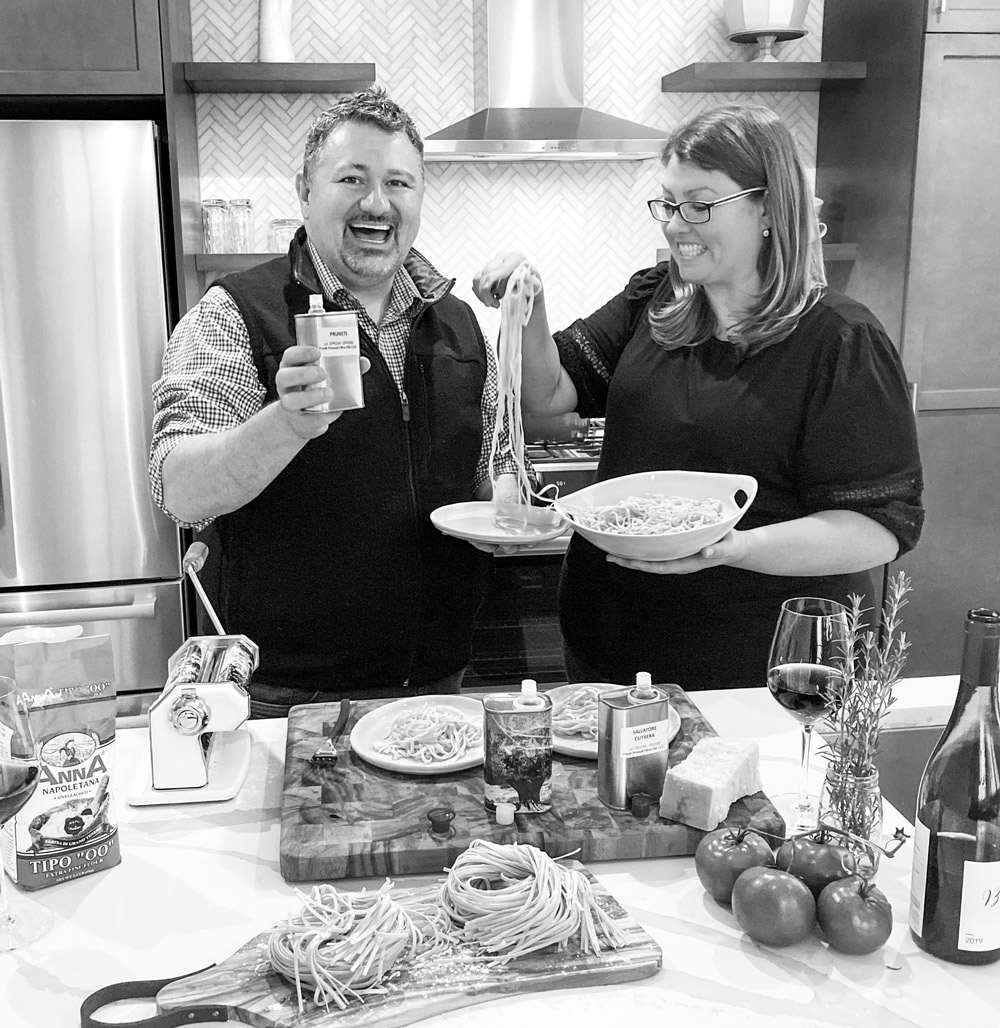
[0,627,121,889]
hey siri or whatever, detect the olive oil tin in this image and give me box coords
[296,297,364,414]
[597,673,671,810]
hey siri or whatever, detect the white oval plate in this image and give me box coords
[430,501,567,547]
[548,682,682,759]
[350,694,485,775]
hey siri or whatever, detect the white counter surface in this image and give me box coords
[2,679,995,1028]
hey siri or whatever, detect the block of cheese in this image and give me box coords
[658,738,762,831]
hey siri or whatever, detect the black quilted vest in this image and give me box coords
[205,237,492,693]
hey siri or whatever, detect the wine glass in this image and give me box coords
[766,597,850,835]
[0,675,55,950]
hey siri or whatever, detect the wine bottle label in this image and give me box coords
[958,855,1000,951]
[908,816,930,936]
[910,817,1000,950]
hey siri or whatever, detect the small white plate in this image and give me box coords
[430,501,567,547]
[350,694,485,775]
[548,682,683,759]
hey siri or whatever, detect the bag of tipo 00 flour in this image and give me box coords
[0,627,121,889]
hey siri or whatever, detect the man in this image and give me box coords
[150,87,516,717]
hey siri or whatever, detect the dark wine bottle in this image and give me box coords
[908,608,1000,964]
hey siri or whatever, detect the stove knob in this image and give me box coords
[168,690,210,735]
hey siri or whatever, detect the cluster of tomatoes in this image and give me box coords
[694,825,893,955]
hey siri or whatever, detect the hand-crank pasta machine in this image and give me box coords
[128,544,258,806]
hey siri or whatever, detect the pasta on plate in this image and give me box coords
[373,704,483,764]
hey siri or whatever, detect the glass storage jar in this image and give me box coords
[228,198,254,253]
[201,198,229,254]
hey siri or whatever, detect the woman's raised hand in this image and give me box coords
[472,251,543,308]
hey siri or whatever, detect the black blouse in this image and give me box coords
[552,263,924,691]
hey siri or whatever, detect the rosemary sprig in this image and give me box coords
[821,571,912,777]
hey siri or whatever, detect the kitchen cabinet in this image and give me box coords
[818,2,1000,674]
[926,0,1000,32]
[0,0,162,94]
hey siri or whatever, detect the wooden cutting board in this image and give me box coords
[156,863,662,1028]
[280,684,784,882]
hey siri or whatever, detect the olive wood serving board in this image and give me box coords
[156,863,662,1027]
[280,684,784,882]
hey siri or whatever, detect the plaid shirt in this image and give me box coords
[150,242,515,529]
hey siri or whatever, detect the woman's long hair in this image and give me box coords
[648,103,826,357]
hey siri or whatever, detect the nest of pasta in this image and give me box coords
[268,841,627,1012]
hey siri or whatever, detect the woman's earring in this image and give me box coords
[762,228,770,238]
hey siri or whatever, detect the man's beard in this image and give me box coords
[340,239,402,282]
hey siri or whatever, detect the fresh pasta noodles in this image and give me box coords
[569,493,724,536]
[268,881,452,1012]
[438,840,628,962]
[268,842,630,1013]
[374,704,483,764]
[489,263,558,530]
[551,685,605,741]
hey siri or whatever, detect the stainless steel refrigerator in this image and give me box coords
[0,119,186,715]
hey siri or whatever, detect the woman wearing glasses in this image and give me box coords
[472,102,923,691]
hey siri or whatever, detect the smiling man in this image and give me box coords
[150,88,514,716]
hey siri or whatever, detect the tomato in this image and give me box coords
[694,826,775,904]
[731,867,817,947]
[817,876,893,955]
[775,833,857,899]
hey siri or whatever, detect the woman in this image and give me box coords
[473,103,923,691]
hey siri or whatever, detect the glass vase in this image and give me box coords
[819,766,883,878]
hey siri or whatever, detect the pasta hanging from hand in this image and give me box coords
[489,263,557,529]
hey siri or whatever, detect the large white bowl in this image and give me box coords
[553,470,758,561]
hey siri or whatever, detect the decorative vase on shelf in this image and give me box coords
[258,0,295,63]
[819,766,884,878]
[724,0,810,63]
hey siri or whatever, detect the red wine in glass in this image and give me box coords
[0,761,39,824]
[766,597,850,834]
[0,675,54,951]
[767,662,846,726]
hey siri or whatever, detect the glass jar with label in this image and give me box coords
[228,198,254,253]
[201,198,229,254]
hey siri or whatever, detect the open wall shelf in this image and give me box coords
[661,61,866,92]
[182,62,376,93]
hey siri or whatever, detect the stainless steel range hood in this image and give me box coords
[424,0,666,163]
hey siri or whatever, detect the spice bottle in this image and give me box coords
[909,607,1000,965]
[483,679,553,815]
[597,671,672,810]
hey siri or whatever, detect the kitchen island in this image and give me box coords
[1,681,995,1028]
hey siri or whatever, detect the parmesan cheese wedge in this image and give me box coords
[658,737,762,831]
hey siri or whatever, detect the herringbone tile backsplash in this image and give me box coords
[190,0,823,333]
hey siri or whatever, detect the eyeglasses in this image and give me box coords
[646,187,767,225]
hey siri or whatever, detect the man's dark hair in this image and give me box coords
[302,86,424,179]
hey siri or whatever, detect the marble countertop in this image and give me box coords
[2,678,994,1028]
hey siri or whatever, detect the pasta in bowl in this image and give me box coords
[553,470,758,561]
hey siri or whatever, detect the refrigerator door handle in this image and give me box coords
[0,592,156,628]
